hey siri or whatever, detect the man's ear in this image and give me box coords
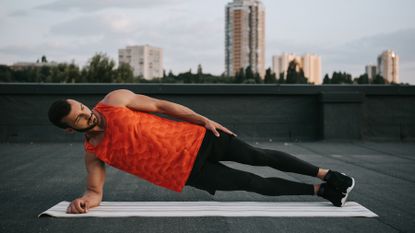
[64,128,75,134]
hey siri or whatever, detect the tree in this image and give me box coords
[323,73,331,84]
[41,55,48,63]
[235,67,245,83]
[286,61,297,84]
[115,63,134,83]
[372,74,386,84]
[37,65,51,82]
[83,53,116,82]
[197,64,203,75]
[286,60,307,84]
[245,66,254,81]
[278,72,285,84]
[355,74,369,84]
[66,62,81,83]
[264,68,276,84]
[330,71,353,84]
[0,65,13,82]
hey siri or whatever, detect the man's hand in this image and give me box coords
[204,119,237,137]
[67,198,90,214]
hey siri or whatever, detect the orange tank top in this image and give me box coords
[84,102,207,192]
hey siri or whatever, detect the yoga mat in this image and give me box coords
[39,201,377,218]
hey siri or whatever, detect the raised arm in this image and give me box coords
[66,152,106,214]
[102,89,237,137]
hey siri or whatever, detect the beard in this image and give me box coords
[72,112,99,133]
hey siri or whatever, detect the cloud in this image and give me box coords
[8,10,29,17]
[36,0,184,12]
[318,28,415,82]
[49,13,137,36]
[323,28,415,64]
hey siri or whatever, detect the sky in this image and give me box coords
[1,0,415,84]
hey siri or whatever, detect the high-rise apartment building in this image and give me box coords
[225,0,265,78]
[377,50,399,83]
[302,54,321,84]
[365,65,377,80]
[272,53,321,84]
[118,45,163,80]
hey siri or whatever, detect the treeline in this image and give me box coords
[0,53,405,84]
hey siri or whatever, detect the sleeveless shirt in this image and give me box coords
[84,102,207,192]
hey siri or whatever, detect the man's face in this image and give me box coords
[62,99,98,133]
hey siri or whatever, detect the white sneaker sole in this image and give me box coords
[340,176,355,207]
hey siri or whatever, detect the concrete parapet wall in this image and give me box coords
[0,83,414,142]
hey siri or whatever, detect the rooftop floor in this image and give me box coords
[1,141,415,233]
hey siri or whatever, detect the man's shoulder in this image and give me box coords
[100,89,132,107]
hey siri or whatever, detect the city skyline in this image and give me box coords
[0,0,414,83]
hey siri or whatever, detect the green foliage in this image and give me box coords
[286,60,308,84]
[83,53,116,82]
[0,53,403,85]
[278,72,285,84]
[355,74,369,84]
[264,68,276,84]
[323,74,330,84]
[115,63,134,83]
[235,68,245,83]
[372,74,386,84]
[0,65,13,82]
[324,71,353,84]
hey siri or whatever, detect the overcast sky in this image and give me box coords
[1,0,414,83]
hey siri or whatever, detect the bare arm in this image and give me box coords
[103,89,237,137]
[67,152,106,214]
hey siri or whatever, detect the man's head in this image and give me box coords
[48,99,98,133]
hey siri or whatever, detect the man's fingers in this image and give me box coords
[213,128,220,137]
[84,201,89,213]
[74,200,84,213]
[67,203,78,214]
[220,126,237,137]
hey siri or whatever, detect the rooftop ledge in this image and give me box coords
[0,83,414,96]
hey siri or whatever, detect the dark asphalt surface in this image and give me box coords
[1,141,414,233]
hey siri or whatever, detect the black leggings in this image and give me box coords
[185,129,319,196]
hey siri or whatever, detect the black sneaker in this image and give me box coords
[317,183,345,207]
[324,170,355,195]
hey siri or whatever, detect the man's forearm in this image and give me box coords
[159,101,209,126]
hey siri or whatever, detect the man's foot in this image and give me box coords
[324,170,355,195]
[317,183,346,207]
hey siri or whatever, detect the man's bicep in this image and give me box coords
[126,92,164,113]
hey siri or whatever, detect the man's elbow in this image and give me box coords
[155,100,171,114]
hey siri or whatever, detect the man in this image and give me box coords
[48,89,355,214]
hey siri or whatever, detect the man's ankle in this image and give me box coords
[317,169,330,180]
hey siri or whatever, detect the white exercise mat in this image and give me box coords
[38,201,378,218]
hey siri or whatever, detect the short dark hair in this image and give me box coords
[48,99,71,129]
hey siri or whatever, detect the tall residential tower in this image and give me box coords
[225,0,265,78]
[377,50,399,83]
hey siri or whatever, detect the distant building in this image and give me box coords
[225,0,265,79]
[118,45,163,80]
[365,65,377,80]
[272,53,321,84]
[377,50,399,83]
